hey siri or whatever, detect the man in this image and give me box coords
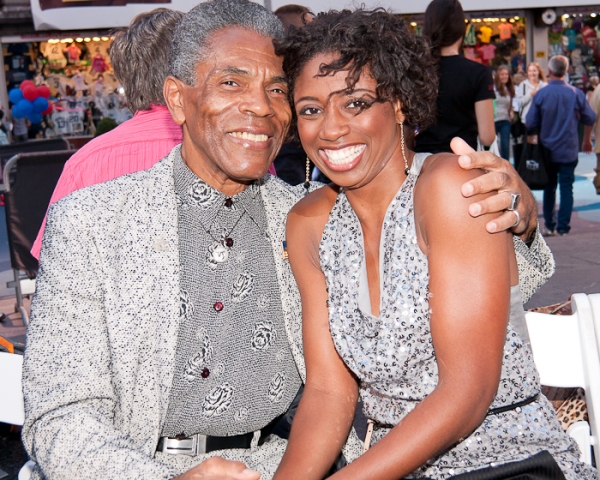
[527,55,596,236]
[29,8,276,260]
[22,1,552,479]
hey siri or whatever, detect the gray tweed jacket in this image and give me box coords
[22,147,553,479]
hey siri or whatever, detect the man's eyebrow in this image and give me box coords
[270,76,288,84]
[221,66,251,76]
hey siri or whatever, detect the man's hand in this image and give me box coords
[174,457,260,480]
[450,137,537,241]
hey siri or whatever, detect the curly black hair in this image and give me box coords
[274,8,438,139]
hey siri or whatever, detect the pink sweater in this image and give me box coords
[32,105,276,259]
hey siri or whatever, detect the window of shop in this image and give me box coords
[2,34,131,139]
[552,7,600,93]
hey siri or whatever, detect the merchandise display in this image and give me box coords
[3,36,132,138]
[550,12,600,92]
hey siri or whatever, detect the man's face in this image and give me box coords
[165,27,291,195]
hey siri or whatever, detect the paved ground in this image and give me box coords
[0,152,598,478]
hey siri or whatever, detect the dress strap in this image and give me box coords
[409,152,432,176]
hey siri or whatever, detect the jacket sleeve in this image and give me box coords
[517,83,533,110]
[22,201,178,480]
[578,90,597,126]
[513,227,555,304]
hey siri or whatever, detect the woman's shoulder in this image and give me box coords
[418,153,483,202]
[288,183,340,231]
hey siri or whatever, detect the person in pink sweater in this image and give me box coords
[32,8,276,259]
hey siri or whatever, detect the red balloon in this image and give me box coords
[20,80,35,91]
[22,85,38,101]
[42,104,53,115]
[36,85,51,99]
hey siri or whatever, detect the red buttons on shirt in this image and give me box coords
[201,368,210,378]
[225,238,234,247]
[224,198,233,208]
[213,302,223,312]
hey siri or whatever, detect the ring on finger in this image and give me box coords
[507,192,520,211]
[510,209,521,228]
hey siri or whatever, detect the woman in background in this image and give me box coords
[415,0,496,154]
[494,64,515,161]
[517,61,548,131]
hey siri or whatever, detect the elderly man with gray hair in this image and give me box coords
[22,0,553,479]
[527,55,596,236]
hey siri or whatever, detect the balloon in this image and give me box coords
[20,80,35,90]
[42,104,53,115]
[11,105,26,119]
[27,112,43,124]
[36,85,51,99]
[22,85,38,101]
[16,99,33,116]
[9,88,24,104]
[32,97,49,113]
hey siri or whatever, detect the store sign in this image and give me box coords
[30,0,259,30]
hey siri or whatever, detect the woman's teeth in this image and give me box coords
[229,132,269,142]
[322,144,366,165]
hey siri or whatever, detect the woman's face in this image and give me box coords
[527,65,540,83]
[293,53,405,189]
[498,68,509,85]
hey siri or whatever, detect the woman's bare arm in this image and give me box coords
[273,187,359,480]
[328,155,516,480]
[475,99,496,147]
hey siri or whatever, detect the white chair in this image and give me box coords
[589,293,600,356]
[0,352,34,480]
[525,293,600,467]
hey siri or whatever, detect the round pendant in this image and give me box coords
[209,242,229,263]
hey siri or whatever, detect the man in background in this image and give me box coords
[527,55,596,235]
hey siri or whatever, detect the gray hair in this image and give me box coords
[169,0,284,86]
[110,8,184,112]
[548,55,568,78]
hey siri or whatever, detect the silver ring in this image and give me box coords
[510,209,521,228]
[507,192,520,211]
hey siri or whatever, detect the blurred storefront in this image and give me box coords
[1,33,131,137]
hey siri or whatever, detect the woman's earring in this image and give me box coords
[400,121,409,175]
[304,157,311,194]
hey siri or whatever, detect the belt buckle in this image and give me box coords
[161,434,207,456]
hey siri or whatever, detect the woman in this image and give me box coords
[494,65,515,161]
[517,62,548,129]
[273,9,597,480]
[415,0,496,154]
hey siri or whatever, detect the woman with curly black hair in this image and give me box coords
[272,8,596,480]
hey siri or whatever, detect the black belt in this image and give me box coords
[157,416,278,456]
[370,393,541,432]
[487,393,540,415]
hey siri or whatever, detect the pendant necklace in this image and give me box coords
[205,198,246,264]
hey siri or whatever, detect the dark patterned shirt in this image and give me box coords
[162,151,301,437]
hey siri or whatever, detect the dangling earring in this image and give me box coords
[304,157,311,194]
[400,121,409,176]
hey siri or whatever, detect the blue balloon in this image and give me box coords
[32,97,49,113]
[16,99,33,116]
[11,105,26,119]
[27,112,43,124]
[9,88,24,104]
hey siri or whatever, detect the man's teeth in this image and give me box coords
[229,131,269,142]
[323,144,366,165]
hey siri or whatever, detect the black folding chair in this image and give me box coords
[1,150,74,324]
[0,138,69,174]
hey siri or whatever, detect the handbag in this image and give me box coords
[517,135,549,190]
[449,450,566,480]
[477,137,501,157]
